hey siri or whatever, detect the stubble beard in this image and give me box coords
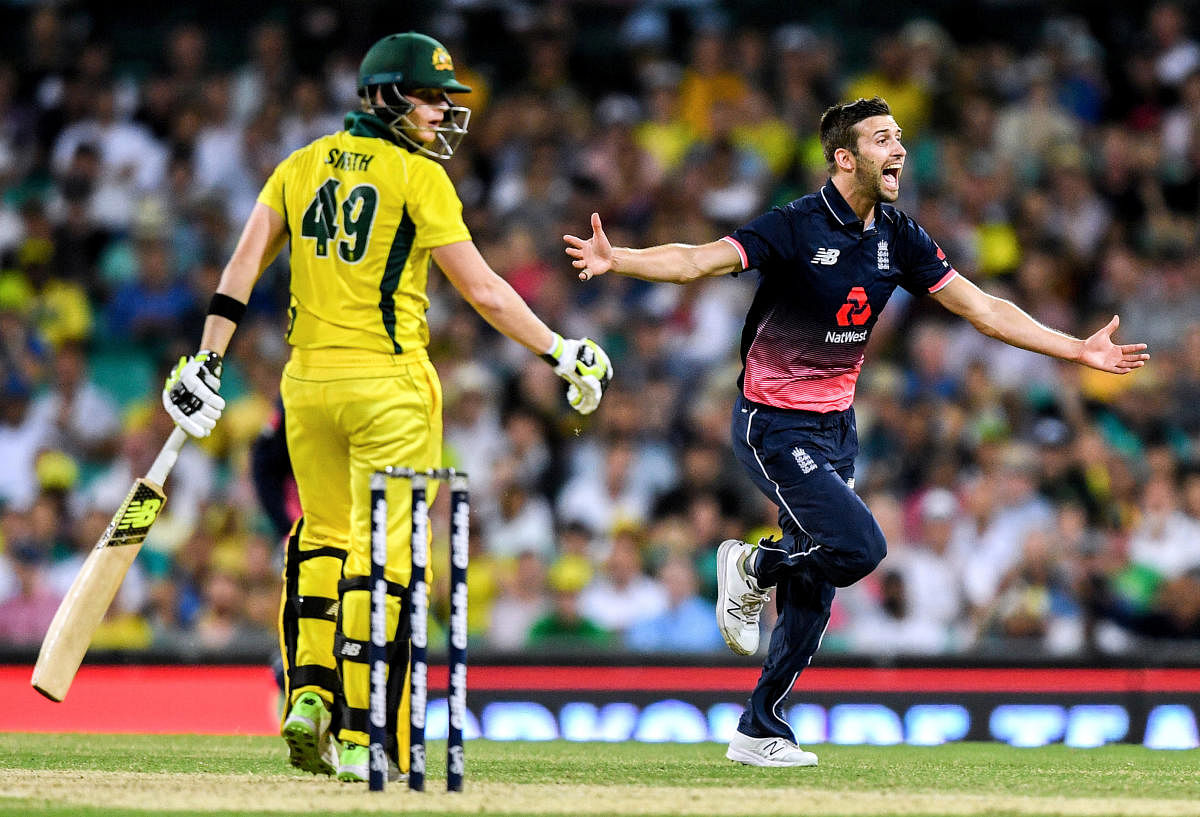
[855,160,896,204]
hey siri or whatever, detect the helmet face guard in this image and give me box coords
[361,81,470,160]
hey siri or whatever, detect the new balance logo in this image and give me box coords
[811,248,840,265]
[762,740,787,757]
[792,447,817,474]
[117,498,162,530]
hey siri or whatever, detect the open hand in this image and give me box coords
[1079,315,1149,374]
[563,212,613,281]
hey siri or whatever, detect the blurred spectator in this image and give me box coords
[527,556,611,650]
[578,526,668,635]
[773,25,838,138]
[626,555,723,652]
[49,84,167,231]
[103,230,193,349]
[844,34,932,140]
[487,550,551,651]
[231,21,293,125]
[33,340,121,463]
[634,62,699,177]
[557,436,653,536]
[0,374,54,512]
[677,26,748,138]
[193,565,269,651]
[1147,2,1200,90]
[1043,148,1112,262]
[1161,71,1200,164]
[728,89,796,180]
[16,200,93,347]
[0,541,61,646]
[49,169,112,291]
[443,362,504,509]
[888,488,970,650]
[962,445,1055,611]
[979,528,1083,653]
[1127,474,1200,581]
[995,66,1079,185]
[484,459,557,560]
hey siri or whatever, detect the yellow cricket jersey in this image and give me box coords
[257,112,471,353]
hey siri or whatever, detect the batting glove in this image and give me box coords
[542,333,613,415]
[162,350,225,437]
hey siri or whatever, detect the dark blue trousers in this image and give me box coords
[729,395,887,740]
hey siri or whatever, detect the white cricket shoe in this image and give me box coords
[726,731,818,767]
[716,539,770,655]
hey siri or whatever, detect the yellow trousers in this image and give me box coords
[280,346,442,762]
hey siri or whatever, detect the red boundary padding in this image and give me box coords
[4,665,1200,734]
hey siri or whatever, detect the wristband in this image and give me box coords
[540,332,564,367]
[207,292,247,324]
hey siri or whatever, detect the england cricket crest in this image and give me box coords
[877,240,890,270]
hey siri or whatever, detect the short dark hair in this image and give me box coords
[819,97,892,171]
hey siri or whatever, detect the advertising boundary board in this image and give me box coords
[3,665,1198,748]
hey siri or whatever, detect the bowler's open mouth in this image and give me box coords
[882,163,902,191]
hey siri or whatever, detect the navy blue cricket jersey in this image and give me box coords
[722,179,958,412]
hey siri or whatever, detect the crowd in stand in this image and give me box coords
[0,1,1199,659]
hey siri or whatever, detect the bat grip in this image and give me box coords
[146,427,189,488]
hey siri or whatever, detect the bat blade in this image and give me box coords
[31,477,168,702]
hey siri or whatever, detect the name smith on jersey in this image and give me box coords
[326,148,375,171]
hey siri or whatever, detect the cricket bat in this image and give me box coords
[32,426,189,701]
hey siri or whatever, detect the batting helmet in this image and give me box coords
[358,32,471,160]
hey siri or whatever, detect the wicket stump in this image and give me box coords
[368,467,469,793]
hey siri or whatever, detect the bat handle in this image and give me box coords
[146,427,189,488]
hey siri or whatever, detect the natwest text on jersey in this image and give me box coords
[825,328,868,343]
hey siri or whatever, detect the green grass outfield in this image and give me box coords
[1,734,1198,817]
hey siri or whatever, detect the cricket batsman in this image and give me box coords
[163,31,612,781]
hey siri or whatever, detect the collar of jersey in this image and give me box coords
[819,179,890,234]
[344,111,406,147]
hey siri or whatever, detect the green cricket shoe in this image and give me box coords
[282,692,338,776]
[336,742,368,783]
[336,742,405,783]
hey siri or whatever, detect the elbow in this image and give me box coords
[464,279,508,315]
[969,314,1002,339]
[677,258,713,284]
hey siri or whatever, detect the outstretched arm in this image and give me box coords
[434,239,613,415]
[931,275,1149,373]
[433,240,556,354]
[564,212,741,284]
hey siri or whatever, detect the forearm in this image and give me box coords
[461,275,555,354]
[197,262,260,355]
[969,297,1083,362]
[612,241,740,283]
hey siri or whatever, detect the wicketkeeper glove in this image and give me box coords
[162,350,225,438]
[542,333,613,415]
